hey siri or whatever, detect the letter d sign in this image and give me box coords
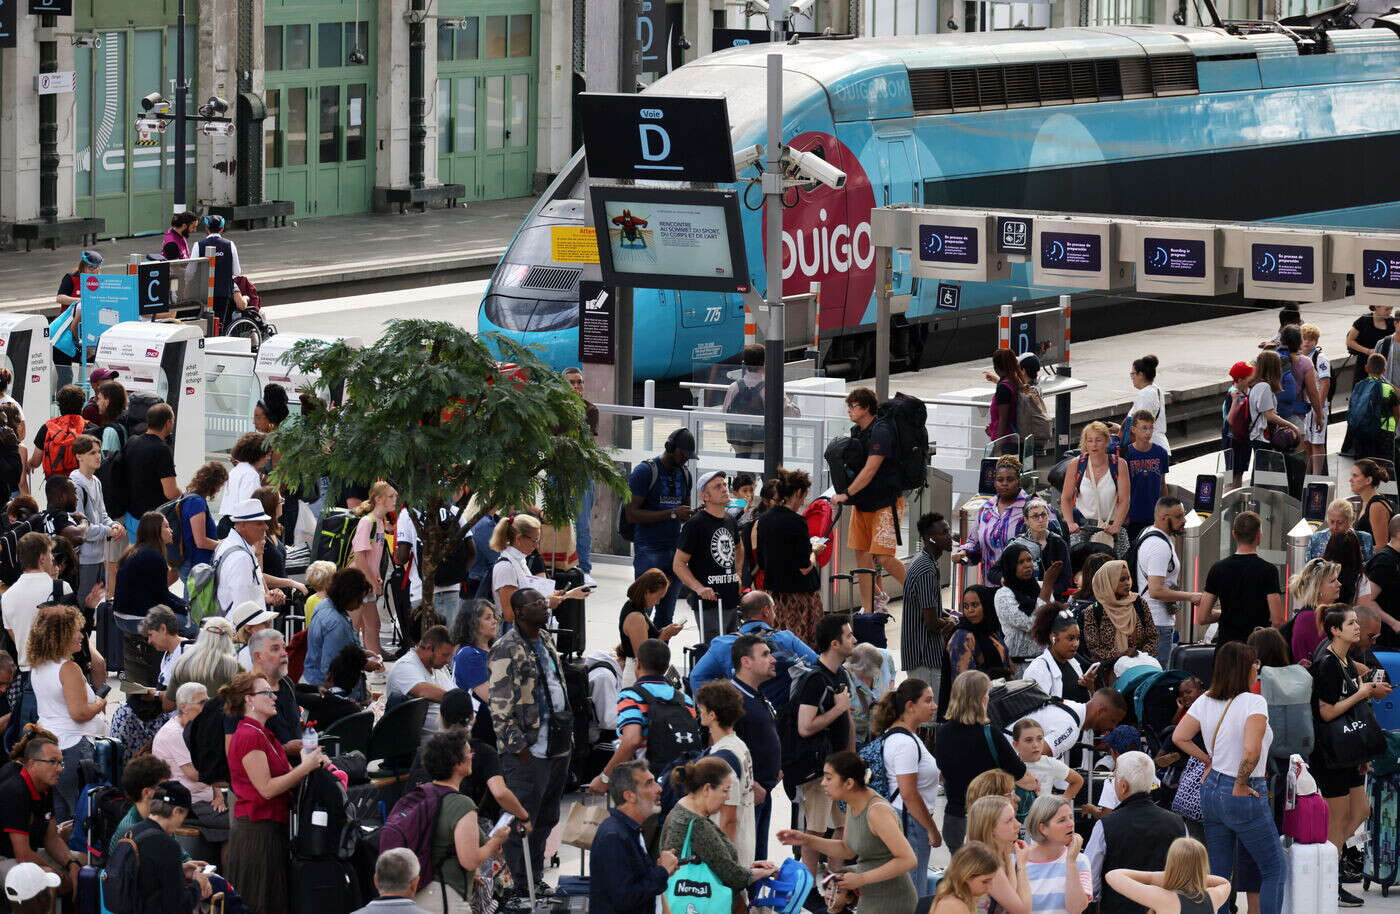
[638,123,671,163]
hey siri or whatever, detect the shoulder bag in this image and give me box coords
[1314,650,1386,769]
[664,819,733,914]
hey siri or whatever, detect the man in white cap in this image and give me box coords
[228,600,278,671]
[4,861,60,914]
[672,470,743,645]
[211,499,284,617]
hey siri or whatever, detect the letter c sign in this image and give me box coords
[137,261,170,313]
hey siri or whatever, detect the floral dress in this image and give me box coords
[961,492,1027,586]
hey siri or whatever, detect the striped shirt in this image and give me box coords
[1025,849,1092,914]
[615,678,697,752]
[900,552,944,671]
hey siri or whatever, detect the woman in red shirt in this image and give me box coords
[220,672,325,914]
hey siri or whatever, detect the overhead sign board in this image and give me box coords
[589,185,750,294]
[1,0,16,48]
[711,28,820,50]
[137,261,171,315]
[28,0,71,13]
[1225,228,1342,303]
[909,212,1009,283]
[638,1,683,74]
[1033,218,1130,290]
[996,215,1034,258]
[1127,222,1237,296]
[577,93,736,183]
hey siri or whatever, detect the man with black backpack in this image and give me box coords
[722,345,798,460]
[833,388,910,614]
[587,638,699,796]
[1129,497,1201,664]
[623,428,695,628]
[103,779,212,914]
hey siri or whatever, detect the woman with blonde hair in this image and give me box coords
[1231,350,1299,490]
[489,513,589,623]
[1305,498,1371,604]
[964,769,1017,809]
[165,615,242,698]
[932,843,1002,914]
[350,480,397,656]
[1022,795,1090,914]
[1286,558,1341,663]
[965,795,1031,914]
[1060,421,1130,556]
[1105,837,1232,914]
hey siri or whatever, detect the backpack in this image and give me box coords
[379,781,457,887]
[473,554,513,601]
[291,766,358,860]
[433,506,473,587]
[119,392,164,438]
[1227,388,1252,442]
[778,662,847,790]
[1016,386,1053,444]
[823,436,865,496]
[658,747,741,820]
[986,679,1081,734]
[102,819,162,914]
[1275,347,1305,417]
[635,684,703,776]
[1260,665,1315,761]
[724,379,765,447]
[40,414,87,477]
[97,423,130,517]
[186,542,257,624]
[1125,527,1172,588]
[69,783,132,862]
[858,727,922,799]
[312,508,360,568]
[875,392,930,492]
[618,458,691,542]
[157,494,191,566]
[184,695,231,785]
[1349,376,1387,434]
[583,659,620,745]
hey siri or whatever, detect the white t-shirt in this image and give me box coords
[1134,530,1179,627]
[158,642,188,686]
[1129,384,1169,453]
[395,511,424,604]
[1031,700,1088,759]
[1184,692,1272,779]
[492,545,532,608]
[2,572,60,670]
[213,530,263,616]
[386,649,454,732]
[221,461,263,520]
[1248,384,1276,442]
[883,728,940,814]
[709,732,756,868]
[1026,754,1072,797]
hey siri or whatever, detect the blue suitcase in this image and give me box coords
[1373,650,1400,731]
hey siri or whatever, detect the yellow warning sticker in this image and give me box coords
[551,226,600,264]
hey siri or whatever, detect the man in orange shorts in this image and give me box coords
[832,387,908,613]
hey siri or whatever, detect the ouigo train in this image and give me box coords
[480,14,1400,380]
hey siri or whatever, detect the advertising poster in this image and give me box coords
[601,199,735,281]
[81,274,136,347]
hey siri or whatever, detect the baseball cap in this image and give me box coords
[5,863,60,903]
[697,470,727,491]
[1018,351,1041,377]
[152,779,193,811]
[89,367,119,385]
[1229,361,1252,382]
[1099,724,1143,755]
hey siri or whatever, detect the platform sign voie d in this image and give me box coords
[589,185,750,294]
[909,212,1008,283]
[1231,228,1342,303]
[1128,223,1237,296]
[1032,218,1130,290]
[576,93,735,183]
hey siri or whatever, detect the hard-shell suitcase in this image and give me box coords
[291,858,362,914]
[76,864,102,914]
[1371,650,1400,730]
[1168,642,1216,688]
[1283,838,1339,914]
[1363,769,1400,897]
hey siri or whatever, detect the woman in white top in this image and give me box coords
[1171,641,1284,914]
[1024,605,1095,702]
[221,431,270,525]
[696,680,756,867]
[487,513,588,625]
[1230,351,1300,490]
[1059,422,1130,556]
[29,604,107,820]
[1108,355,1169,453]
[994,543,1056,665]
[872,679,942,895]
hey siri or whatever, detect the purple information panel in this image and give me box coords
[918,224,980,265]
[1251,243,1314,284]
[1143,238,1206,278]
[1362,250,1400,290]
[1040,231,1102,272]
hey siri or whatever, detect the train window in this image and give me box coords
[437,80,452,154]
[485,16,508,58]
[264,89,282,169]
[318,22,341,69]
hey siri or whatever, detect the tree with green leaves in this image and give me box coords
[268,319,623,599]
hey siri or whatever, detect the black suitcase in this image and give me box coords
[76,864,102,914]
[291,858,362,914]
[95,600,123,674]
[1168,642,1215,688]
[552,566,586,657]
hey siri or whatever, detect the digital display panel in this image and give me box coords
[1304,483,1329,524]
[1251,243,1314,285]
[589,186,750,294]
[918,224,980,266]
[1040,231,1102,272]
[1143,238,1207,278]
[978,458,999,496]
[1194,474,1217,515]
[1362,250,1400,291]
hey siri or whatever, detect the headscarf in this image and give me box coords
[957,584,1006,672]
[1091,559,1139,655]
[997,543,1041,616]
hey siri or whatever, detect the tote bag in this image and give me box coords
[1314,651,1386,768]
[664,819,733,914]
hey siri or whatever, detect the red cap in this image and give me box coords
[1229,361,1252,382]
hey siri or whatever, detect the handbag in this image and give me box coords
[1314,651,1386,768]
[561,800,609,850]
[664,819,733,914]
[1172,694,1236,820]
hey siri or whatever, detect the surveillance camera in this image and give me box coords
[347,47,367,65]
[72,35,101,48]
[785,147,846,190]
[732,143,765,174]
[678,33,692,50]
[746,0,772,14]
[140,92,168,113]
[207,96,230,114]
[789,0,817,15]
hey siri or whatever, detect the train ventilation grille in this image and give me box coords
[522,266,582,291]
[908,53,1202,114]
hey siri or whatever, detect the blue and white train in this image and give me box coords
[480,16,1400,380]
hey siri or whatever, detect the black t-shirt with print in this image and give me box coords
[677,510,741,610]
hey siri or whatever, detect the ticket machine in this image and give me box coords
[254,332,364,408]
[93,321,207,482]
[0,314,55,437]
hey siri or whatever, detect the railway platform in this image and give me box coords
[0,196,534,312]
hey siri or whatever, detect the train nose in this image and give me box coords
[482,264,582,332]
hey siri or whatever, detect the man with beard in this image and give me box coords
[589,760,678,914]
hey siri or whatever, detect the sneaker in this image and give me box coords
[533,881,558,900]
[1338,887,1364,907]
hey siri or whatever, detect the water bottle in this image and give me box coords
[303,722,318,753]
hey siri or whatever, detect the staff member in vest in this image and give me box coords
[194,215,242,329]
[1084,751,1189,912]
[162,212,198,261]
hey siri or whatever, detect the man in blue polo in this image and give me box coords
[623,428,693,628]
[688,590,816,707]
[589,760,678,914]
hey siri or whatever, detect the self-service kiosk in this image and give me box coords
[1286,477,1335,609]
[254,333,364,408]
[93,322,207,483]
[0,314,55,438]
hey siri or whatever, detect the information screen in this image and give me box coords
[1194,474,1217,515]
[1040,231,1102,272]
[589,186,750,294]
[1362,249,1400,291]
[1143,238,1207,278]
[1251,243,1314,285]
[1304,483,1329,524]
[917,224,980,266]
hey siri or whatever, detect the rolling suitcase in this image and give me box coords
[1168,642,1216,688]
[1283,838,1339,914]
[1372,650,1400,730]
[1363,761,1400,897]
[76,864,102,914]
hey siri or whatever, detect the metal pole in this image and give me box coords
[409,0,427,189]
[174,0,187,213]
[613,0,642,413]
[762,53,784,479]
[1054,294,1072,459]
[38,14,58,224]
[874,244,892,402]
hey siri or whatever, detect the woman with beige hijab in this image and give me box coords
[1081,560,1157,683]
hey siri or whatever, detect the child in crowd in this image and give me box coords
[1171,676,1203,725]
[931,842,1002,914]
[304,560,336,625]
[728,472,756,522]
[1122,411,1170,543]
[1348,352,1400,462]
[1011,718,1083,820]
[1080,725,1146,821]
